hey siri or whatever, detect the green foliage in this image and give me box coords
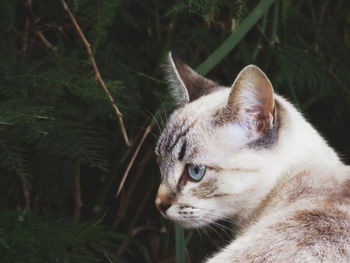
[0,139,30,187]
[0,210,125,263]
[76,0,121,48]
[168,0,248,22]
[0,0,349,262]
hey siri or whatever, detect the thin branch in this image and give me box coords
[113,147,153,227]
[0,122,15,125]
[21,0,32,53]
[35,29,58,51]
[116,185,154,256]
[59,0,130,147]
[103,251,114,263]
[116,122,154,197]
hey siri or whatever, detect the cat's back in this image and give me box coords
[228,166,350,263]
[157,54,350,263]
[260,165,350,211]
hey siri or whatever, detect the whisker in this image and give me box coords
[204,206,250,220]
[142,106,162,134]
[154,109,165,130]
[200,217,233,241]
[153,93,169,128]
[131,125,159,140]
[210,221,235,235]
[198,224,211,240]
[160,102,168,124]
[206,222,227,241]
[205,215,237,230]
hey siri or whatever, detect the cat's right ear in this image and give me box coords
[224,65,276,136]
[165,52,219,106]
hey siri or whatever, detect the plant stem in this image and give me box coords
[176,225,186,263]
[59,0,130,147]
[116,122,154,197]
[196,0,277,75]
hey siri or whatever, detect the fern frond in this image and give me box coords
[0,210,126,263]
[36,121,110,172]
[0,140,31,186]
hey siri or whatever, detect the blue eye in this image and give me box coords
[187,164,206,181]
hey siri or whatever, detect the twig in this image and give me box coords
[21,0,33,53]
[103,251,114,263]
[73,159,82,221]
[22,180,31,210]
[35,30,58,51]
[116,122,154,197]
[116,185,154,256]
[0,122,15,125]
[113,147,154,227]
[59,0,130,147]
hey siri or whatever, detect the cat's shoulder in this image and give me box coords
[206,170,350,263]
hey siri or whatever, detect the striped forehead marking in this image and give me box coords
[157,119,197,161]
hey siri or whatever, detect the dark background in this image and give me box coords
[1,0,350,262]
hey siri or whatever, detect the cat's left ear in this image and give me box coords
[226,65,276,134]
[166,52,220,106]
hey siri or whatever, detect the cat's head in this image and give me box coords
[155,53,280,228]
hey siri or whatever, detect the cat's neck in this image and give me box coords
[276,94,342,171]
[236,95,343,227]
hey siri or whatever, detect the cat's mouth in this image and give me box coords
[167,215,210,229]
[162,208,217,229]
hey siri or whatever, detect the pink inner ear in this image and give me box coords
[245,106,263,114]
[226,65,276,135]
[256,112,274,134]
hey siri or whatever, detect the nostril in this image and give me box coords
[155,189,174,213]
[159,202,171,213]
[155,197,172,213]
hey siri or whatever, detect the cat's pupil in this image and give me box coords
[187,164,206,181]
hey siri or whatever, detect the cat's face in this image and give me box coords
[155,53,279,229]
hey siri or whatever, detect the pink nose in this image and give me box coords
[155,190,173,213]
[155,199,171,212]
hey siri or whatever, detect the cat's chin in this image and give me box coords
[171,218,210,229]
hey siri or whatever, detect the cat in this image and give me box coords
[155,52,350,263]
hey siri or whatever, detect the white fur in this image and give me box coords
[161,89,341,219]
[157,66,348,262]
